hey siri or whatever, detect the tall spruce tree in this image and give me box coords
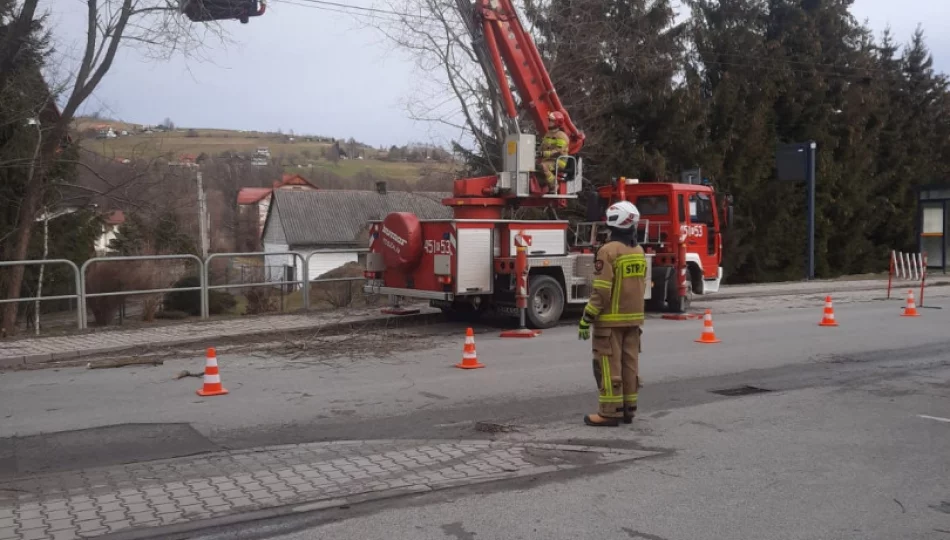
[524,0,693,184]
[683,0,950,281]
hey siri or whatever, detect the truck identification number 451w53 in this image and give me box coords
[680,224,704,238]
[424,239,453,255]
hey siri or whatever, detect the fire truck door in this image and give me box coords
[687,193,717,276]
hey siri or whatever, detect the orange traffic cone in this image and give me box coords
[197,347,229,396]
[902,289,921,317]
[455,328,485,369]
[695,309,721,344]
[819,295,838,327]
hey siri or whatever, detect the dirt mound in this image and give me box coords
[311,261,378,309]
[316,261,364,280]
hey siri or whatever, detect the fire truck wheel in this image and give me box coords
[647,273,668,312]
[526,275,565,329]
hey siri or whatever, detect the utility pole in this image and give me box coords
[776,141,818,280]
[196,169,209,258]
[806,142,816,281]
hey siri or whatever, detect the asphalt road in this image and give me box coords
[193,366,950,540]
[2,296,950,539]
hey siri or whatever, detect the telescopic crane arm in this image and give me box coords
[459,0,584,155]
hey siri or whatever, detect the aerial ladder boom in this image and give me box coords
[447,0,586,209]
[458,0,584,155]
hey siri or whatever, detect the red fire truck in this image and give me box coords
[179,0,732,328]
[359,0,732,328]
[364,174,731,329]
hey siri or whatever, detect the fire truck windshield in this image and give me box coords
[635,195,670,216]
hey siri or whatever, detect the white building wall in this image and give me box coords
[94,225,120,255]
[263,242,293,283]
[261,203,292,283]
[257,195,271,238]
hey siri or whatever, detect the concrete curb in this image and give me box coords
[1,310,444,369]
[701,278,950,302]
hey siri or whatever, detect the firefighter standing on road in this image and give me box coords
[538,111,570,190]
[578,201,647,427]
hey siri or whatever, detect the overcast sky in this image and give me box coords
[43,0,949,148]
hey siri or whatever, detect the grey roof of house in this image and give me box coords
[270,189,454,246]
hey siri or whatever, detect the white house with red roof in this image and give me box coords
[236,174,319,245]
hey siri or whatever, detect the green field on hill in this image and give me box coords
[78,129,333,160]
[74,119,455,183]
[284,160,454,182]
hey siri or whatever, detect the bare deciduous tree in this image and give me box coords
[375,0,509,172]
[0,0,229,333]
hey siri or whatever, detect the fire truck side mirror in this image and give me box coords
[718,194,734,229]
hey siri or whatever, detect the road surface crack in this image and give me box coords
[622,527,670,540]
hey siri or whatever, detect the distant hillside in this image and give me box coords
[72,117,457,184]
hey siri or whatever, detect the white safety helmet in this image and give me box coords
[605,200,640,230]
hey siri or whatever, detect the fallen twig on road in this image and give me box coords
[87,356,165,369]
[894,498,907,513]
[267,310,436,362]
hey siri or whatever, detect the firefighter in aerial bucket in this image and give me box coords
[578,201,647,426]
[538,111,570,190]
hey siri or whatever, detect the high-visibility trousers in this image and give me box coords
[539,157,568,186]
[591,325,641,418]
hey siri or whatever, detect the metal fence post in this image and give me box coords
[72,260,82,330]
[201,256,209,319]
[302,254,310,310]
[79,259,90,329]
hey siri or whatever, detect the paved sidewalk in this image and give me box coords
[0,439,657,540]
[0,305,437,369]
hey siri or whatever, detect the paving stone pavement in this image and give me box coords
[0,439,657,539]
[0,305,435,369]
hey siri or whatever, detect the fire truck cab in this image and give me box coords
[589,178,733,312]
